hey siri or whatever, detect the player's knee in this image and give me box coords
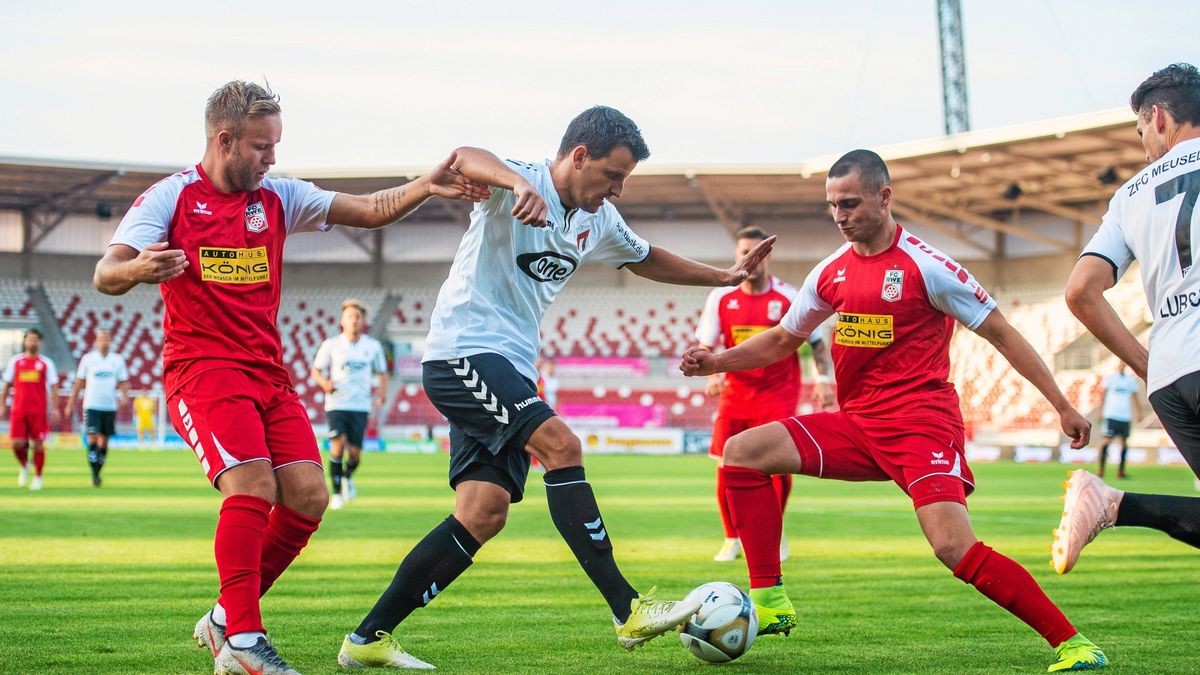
[722,432,762,468]
[929,538,971,569]
[460,504,508,542]
[538,434,582,468]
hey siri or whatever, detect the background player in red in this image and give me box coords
[681,150,1107,672]
[93,80,489,675]
[1,328,59,491]
[696,225,833,562]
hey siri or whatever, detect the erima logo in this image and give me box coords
[726,299,740,310]
[516,251,578,283]
[834,268,847,283]
[931,451,951,466]
[192,201,212,216]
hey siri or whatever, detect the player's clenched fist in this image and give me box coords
[1059,407,1092,449]
[680,345,718,377]
[512,181,549,227]
[134,241,189,283]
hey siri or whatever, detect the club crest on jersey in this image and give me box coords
[881,269,904,303]
[576,229,591,252]
[767,299,783,321]
[244,201,268,233]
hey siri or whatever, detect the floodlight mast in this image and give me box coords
[937,0,970,135]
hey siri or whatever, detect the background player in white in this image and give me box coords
[1056,62,1200,573]
[66,329,130,486]
[311,298,388,510]
[93,80,489,675]
[338,106,775,669]
[1095,363,1141,479]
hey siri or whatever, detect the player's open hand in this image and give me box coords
[512,181,549,227]
[1059,407,1092,449]
[430,151,492,202]
[134,242,188,284]
[680,345,718,377]
[724,235,776,285]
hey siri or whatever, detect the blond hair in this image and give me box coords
[341,298,368,317]
[204,80,281,140]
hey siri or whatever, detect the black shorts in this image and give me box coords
[423,353,556,503]
[1149,370,1200,477]
[1102,418,1131,438]
[85,409,116,437]
[327,410,369,448]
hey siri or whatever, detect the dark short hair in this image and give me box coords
[828,149,891,193]
[734,226,771,241]
[557,106,650,162]
[24,328,42,340]
[1130,63,1200,125]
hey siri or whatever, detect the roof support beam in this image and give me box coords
[890,201,995,257]
[899,198,1074,252]
[25,170,121,252]
[694,177,748,237]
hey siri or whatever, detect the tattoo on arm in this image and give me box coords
[371,186,409,220]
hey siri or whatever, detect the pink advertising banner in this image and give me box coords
[554,357,649,378]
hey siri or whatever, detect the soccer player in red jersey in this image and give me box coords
[680,150,1108,672]
[0,328,59,491]
[696,226,833,562]
[93,80,489,675]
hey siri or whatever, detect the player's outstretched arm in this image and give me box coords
[1065,256,1149,380]
[680,325,804,376]
[974,309,1092,448]
[628,237,776,286]
[94,243,189,296]
[328,151,493,230]
[449,147,547,226]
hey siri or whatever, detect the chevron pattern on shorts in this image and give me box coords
[448,358,509,424]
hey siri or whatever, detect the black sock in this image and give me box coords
[87,442,100,477]
[346,459,359,479]
[330,458,343,493]
[543,466,638,622]
[1118,446,1128,474]
[1117,492,1200,548]
[96,446,107,475]
[355,515,480,640]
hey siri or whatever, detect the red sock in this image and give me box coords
[32,448,45,477]
[12,444,28,467]
[715,466,736,538]
[259,503,321,596]
[953,541,1076,647]
[721,465,783,589]
[215,494,271,636]
[772,473,793,512]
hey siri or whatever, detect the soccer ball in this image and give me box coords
[678,581,758,663]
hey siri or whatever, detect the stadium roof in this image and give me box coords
[0,108,1144,257]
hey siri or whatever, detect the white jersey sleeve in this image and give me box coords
[780,262,835,339]
[116,355,129,383]
[370,338,387,374]
[1081,193,1135,282]
[43,356,58,388]
[312,338,333,374]
[695,288,726,348]
[75,353,92,382]
[1,355,14,384]
[111,174,186,251]
[588,212,651,268]
[268,177,335,234]
[898,236,996,330]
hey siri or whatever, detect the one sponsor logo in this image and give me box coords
[576,229,591,252]
[342,360,368,373]
[726,298,740,310]
[515,396,542,411]
[516,251,578,283]
[731,325,768,345]
[192,201,212,216]
[199,246,270,284]
[833,267,847,283]
[244,201,268,233]
[1159,289,1200,319]
[834,312,894,348]
[931,451,951,466]
[882,268,904,302]
[767,299,784,321]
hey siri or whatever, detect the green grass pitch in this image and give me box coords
[1,449,1197,673]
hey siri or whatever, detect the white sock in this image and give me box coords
[211,602,227,625]
[228,631,266,649]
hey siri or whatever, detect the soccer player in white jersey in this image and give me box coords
[66,329,130,486]
[338,106,775,669]
[311,298,388,509]
[1055,63,1200,574]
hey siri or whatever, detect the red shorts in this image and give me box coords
[710,412,787,458]
[781,411,974,508]
[167,368,320,486]
[9,409,49,442]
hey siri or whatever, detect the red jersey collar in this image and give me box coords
[848,223,903,261]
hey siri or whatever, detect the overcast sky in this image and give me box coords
[2,0,1196,171]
